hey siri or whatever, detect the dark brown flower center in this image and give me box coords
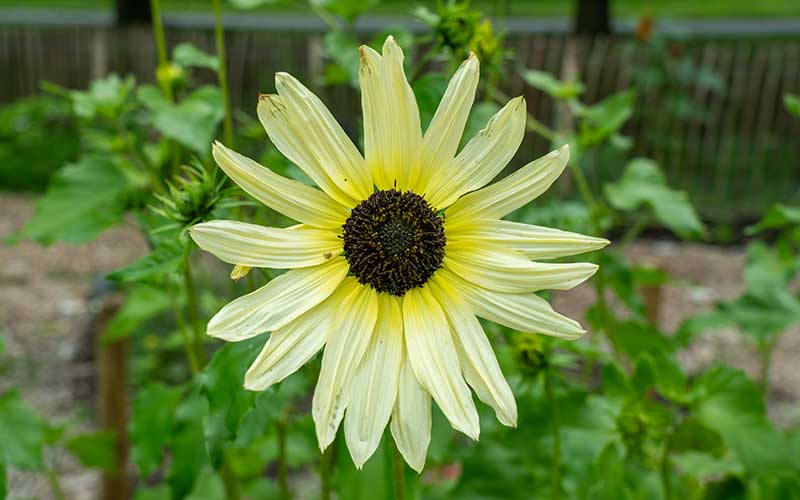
[342,189,445,296]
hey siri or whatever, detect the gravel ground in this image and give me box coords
[1,192,798,499]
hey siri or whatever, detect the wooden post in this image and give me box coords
[93,292,129,500]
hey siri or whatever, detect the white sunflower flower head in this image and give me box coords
[190,35,609,472]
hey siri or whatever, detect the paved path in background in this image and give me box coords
[1,8,800,35]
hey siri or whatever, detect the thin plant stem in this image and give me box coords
[173,290,199,374]
[46,469,66,500]
[759,336,778,394]
[183,246,207,368]
[660,435,672,500]
[150,0,168,68]
[221,459,242,500]
[277,413,291,500]
[544,369,561,500]
[211,0,234,146]
[320,444,333,500]
[390,438,407,500]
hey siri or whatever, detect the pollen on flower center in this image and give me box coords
[342,189,445,296]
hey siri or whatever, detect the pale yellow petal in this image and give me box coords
[435,268,585,339]
[402,286,479,440]
[390,350,431,473]
[257,75,372,204]
[447,219,609,260]
[212,142,348,229]
[426,97,527,209]
[312,283,379,451]
[416,54,479,195]
[207,258,349,341]
[446,145,570,226]
[444,241,598,293]
[243,281,357,391]
[430,275,516,427]
[344,294,403,469]
[190,220,342,269]
[359,37,422,191]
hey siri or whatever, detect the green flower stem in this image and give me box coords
[660,434,672,500]
[544,369,561,500]
[277,411,291,500]
[221,459,242,500]
[320,443,333,500]
[760,336,778,393]
[211,0,234,147]
[183,245,207,368]
[149,0,172,101]
[173,291,200,374]
[391,438,407,500]
[46,468,66,500]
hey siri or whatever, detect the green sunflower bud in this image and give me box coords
[152,162,227,227]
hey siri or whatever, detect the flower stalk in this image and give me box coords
[212,0,234,147]
[391,438,407,500]
[544,368,561,500]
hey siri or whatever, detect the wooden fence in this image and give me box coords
[1,25,798,220]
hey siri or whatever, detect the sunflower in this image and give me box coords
[190,36,608,471]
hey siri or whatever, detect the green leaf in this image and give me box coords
[589,443,634,500]
[0,390,47,470]
[0,464,7,499]
[173,43,219,71]
[746,203,800,234]
[784,93,800,117]
[107,239,185,284]
[692,365,796,477]
[578,90,635,146]
[152,86,224,156]
[185,468,226,500]
[70,74,136,120]
[197,338,263,463]
[608,320,672,361]
[65,431,118,471]
[522,69,585,99]
[322,31,361,87]
[105,286,174,342]
[17,155,131,245]
[604,158,705,238]
[129,383,183,477]
[168,394,210,498]
[673,451,744,480]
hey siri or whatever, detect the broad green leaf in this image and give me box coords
[746,204,800,234]
[604,158,705,238]
[197,338,263,463]
[670,418,725,456]
[185,468,226,500]
[522,69,585,99]
[18,155,131,245]
[129,383,183,477]
[168,394,210,498]
[152,86,224,156]
[674,310,733,347]
[589,443,633,500]
[785,94,800,117]
[333,434,390,500]
[608,320,672,361]
[107,239,185,284]
[0,390,47,470]
[65,431,117,471]
[70,74,136,120]
[105,286,175,342]
[173,43,219,71]
[578,90,635,147]
[692,366,796,477]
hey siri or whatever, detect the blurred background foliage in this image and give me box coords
[1,0,800,499]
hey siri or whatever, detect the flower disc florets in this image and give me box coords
[342,189,445,296]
